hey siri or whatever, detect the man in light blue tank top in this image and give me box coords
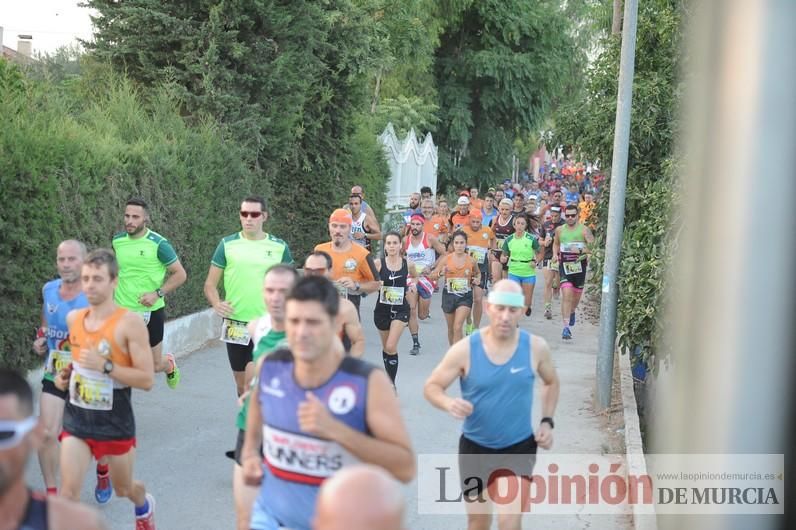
[31,240,113,501]
[241,276,415,530]
[425,279,560,529]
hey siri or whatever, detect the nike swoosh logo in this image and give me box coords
[510,367,525,374]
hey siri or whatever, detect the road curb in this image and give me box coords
[619,348,657,530]
[162,308,220,359]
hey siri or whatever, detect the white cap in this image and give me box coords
[457,196,470,205]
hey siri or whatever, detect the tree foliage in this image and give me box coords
[432,0,583,190]
[0,59,260,371]
[551,0,684,372]
[83,0,390,259]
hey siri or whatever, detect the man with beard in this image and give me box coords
[113,198,186,389]
[404,214,446,355]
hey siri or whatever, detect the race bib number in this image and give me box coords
[413,263,426,275]
[547,259,559,271]
[69,364,113,411]
[46,349,72,375]
[379,286,405,305]
[560,242,586,254]
[446,278,470,294]
[137,311,152,325]
[221,319,251,345]
[563,261,584,275]
[469,247,487,264]
[334,281,348,299]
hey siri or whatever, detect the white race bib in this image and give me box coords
[468,246,488,264]
[563,260,584,275]
[221,318,251,345]
[379,286,405,305]
[46,349,72,375]
[137,311,152,325]
[69,364,113,411]
[446,277,470,294]
[263,424,359,485]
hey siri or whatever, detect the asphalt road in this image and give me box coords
[26,282,631,529]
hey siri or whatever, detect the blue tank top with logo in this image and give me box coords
[41,279,89,380]
[253,349,373,530]
[460,330,534,448]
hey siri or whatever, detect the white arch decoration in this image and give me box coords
[379,123,438,209]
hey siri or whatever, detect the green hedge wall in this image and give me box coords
[0,60,267,371]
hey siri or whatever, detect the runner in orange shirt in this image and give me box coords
[421,199,450,244]
[429,231,480,345]
[450,196,472,231]
[315,209,380,318]
[462,210,495,334]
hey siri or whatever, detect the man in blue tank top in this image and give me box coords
[424,279,560,529]
[31,240,114,503]
[241,276,415,530]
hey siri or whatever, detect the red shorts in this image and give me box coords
[59,431,136,460]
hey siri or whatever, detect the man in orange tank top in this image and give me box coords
[54,249,158,529]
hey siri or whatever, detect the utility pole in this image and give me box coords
[595,0,639,410]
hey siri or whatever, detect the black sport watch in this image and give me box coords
[541,417,554,429]
[103,360,114,375]
[156,288,164,298]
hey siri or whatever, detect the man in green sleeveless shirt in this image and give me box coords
[553,203,594,340]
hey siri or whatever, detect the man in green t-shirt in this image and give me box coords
[203,195,294,396]
[230,264,297,530]
[113,198,187,389]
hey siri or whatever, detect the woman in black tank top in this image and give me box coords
[373,232,414,387]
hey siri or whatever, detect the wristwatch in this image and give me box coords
[156,288,164,298]
[541,417,555,429]
[103,360,114,375]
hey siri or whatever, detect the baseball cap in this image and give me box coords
[329,208,353,224]
[457,196,470,206]
[459,190,470,197]
[487,187,496,193]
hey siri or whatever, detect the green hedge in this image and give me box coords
[0,59,266,371]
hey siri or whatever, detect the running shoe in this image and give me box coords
[569,311,576,327]
[409,344,420,356]
[544,307,552,320]
[562,326,572,340]
[165,353,180,389]
[135,493,156,530]
[525,307,532,317]
[94,472,112,504]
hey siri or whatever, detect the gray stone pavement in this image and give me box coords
[26,281,631,529]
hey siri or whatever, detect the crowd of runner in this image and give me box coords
[2,159,601,530]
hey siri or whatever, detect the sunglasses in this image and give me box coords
[565,214,577,218]
[0,416,37,450]
[240,211,263,218]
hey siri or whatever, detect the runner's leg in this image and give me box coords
[233,463,258,530]
[453,306,471,344]
[37,392,64,490]
[444,311,455,345]
[107,448,147,506]
[59,435,92,501]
